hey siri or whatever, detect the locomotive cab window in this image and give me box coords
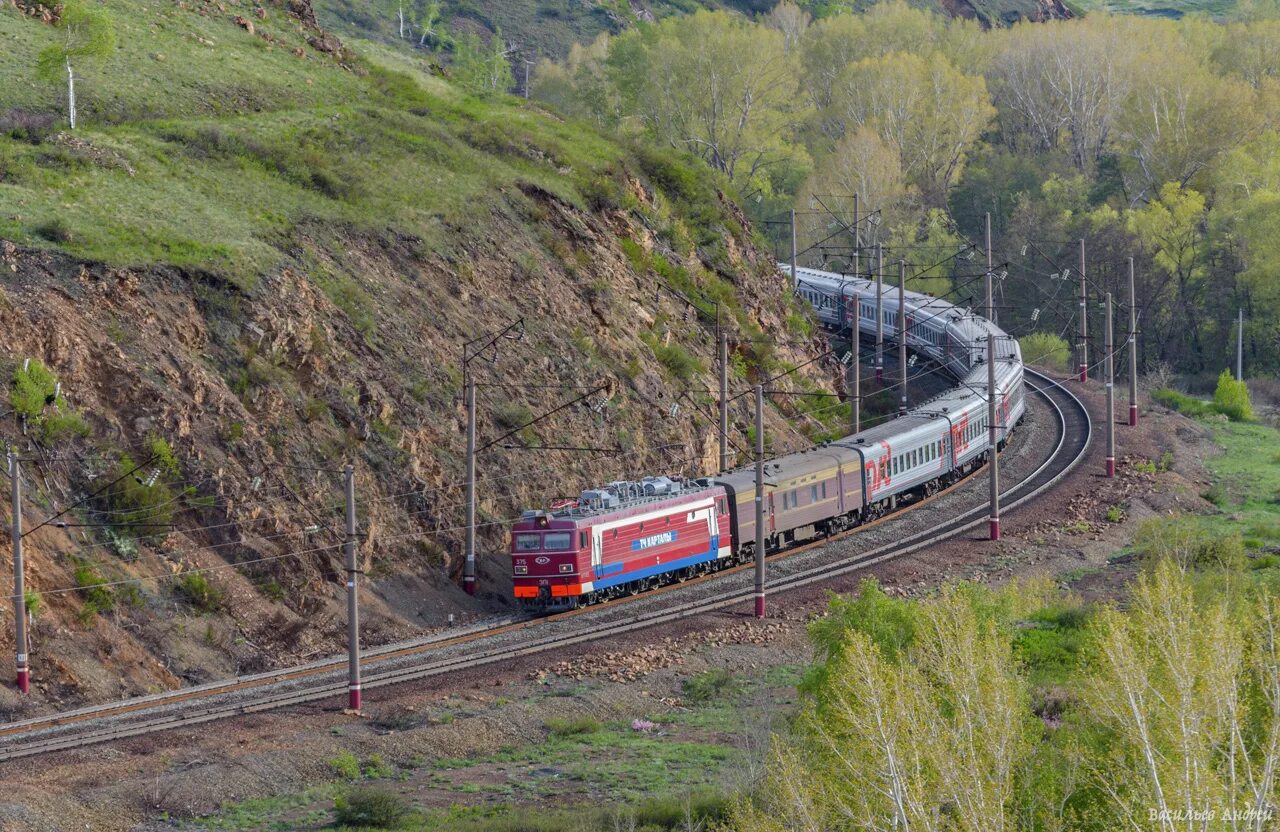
[514,534,541,552]
[543,532,572,551]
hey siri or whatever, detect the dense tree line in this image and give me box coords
[532,3,1280,380]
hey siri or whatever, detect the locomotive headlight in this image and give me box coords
[559,563,572,573]
[514,565,528,575]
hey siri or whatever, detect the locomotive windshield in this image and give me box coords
[513,531,574,551]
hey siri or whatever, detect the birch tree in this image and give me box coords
[831,51,995,206]
[36,0,116,131]
[1080,560,1280,830]
[607,11,801,195]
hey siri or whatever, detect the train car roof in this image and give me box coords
[829,414,942,449]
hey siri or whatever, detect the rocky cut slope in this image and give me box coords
[0,0,837,713]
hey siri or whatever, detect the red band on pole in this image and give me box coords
[16,668,29,694]
[990,519,1000,541]
[1106,457,1116,479]
[1079,365,1088,383]
[1129,404,1138,427]
[349,686,361,711]
[463,576,476,595]
[755,594,765,619]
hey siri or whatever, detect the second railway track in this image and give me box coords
[0,369,1089,763]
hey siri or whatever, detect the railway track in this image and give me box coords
[0,369,1088,762]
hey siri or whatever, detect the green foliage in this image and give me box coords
[493,402,534,432]
[1019,332,1070,373]
[177,572,224,613]
[23,589,40,619]
[807,579,917,673]
[1213,369,1255,421]
[1011,602,1091,684]
[544,715,601,737]
[681,669,739,704]
[649,339,704,382]
[35,1,117,80]
[9,359,89,442]
[328,750,362,781]
[74,561,114,614]
[1105,502,1127,522]
[1152,387,1218,418]
[103,452,177,536]
[333,785,411,829]
[1133,515,1247,570]
[452,29,515,96]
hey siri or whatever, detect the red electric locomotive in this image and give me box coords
[511,477,734,609]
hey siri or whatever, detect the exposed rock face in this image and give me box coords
[286,0,318,26]
[0,175,830,715]
[8,0,60,23]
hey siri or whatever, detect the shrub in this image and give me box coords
[177,572,224,612]
[1151,388,1215,418]
[493,402,534,432]
[1213,369,1254,422]
[74,562,114,613]
[651,340,704,382]
[1105,504,1126,523]
[333,785,411,828]
[329,750,361,780]
[1202,483,1228,508]
[634,790,730,829]
[1019,332,1070,372]
[682,669,739,704]
[9,359,89,441]
[104,451,177,535]
[23,589,40,619]
[545,715,601,737]
[1133,516,1245,570]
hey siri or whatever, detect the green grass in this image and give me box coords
[1011,602,1092,685]
[0,2,635,292]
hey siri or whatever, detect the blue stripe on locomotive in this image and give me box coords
[592,535,720,588]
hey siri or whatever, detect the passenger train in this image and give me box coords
[510,266,1025,609]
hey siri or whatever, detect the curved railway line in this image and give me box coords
[0,369,1089,763]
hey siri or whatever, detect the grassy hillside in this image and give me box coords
[0,2,621,284]
[0,0,844,712]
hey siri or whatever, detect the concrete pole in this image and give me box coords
[1238,308,1245,382]
[1106,293,1116,479]
[1129,257,1139,427]
[9,451,28,695]
[718,326,729,473]
[985,212,994,323]
[987,334,1000,542]
[463,375,477,595]
[875,244,884,384]
[1078,239,1088,382]
[898,260,908,416]
[852,192,860,279]
[754,385,765,620]
[851,291,861,434]
[344,464,362,711]
[789,209,798,287]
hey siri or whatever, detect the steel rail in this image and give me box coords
[0,370,1088,762]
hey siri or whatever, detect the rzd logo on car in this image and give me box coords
[535,556,551,565]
